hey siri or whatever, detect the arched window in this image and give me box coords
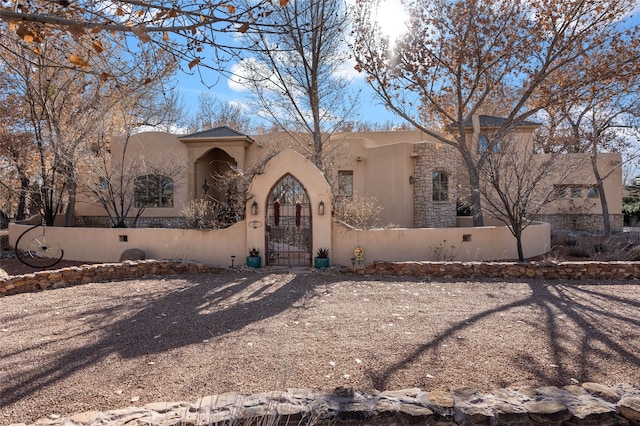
[134,174,174,207]
[432,171,449,202]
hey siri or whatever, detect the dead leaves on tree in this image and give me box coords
[1,0,292,72]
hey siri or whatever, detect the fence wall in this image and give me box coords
[331,221,550,264]
[9,220,550,266]
[9,223,246,267]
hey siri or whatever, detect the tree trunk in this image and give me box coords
[64,179,77,227]
[464,155,485,227]
[515,227,525,262]
[16,176,30,220]
[591,153,611,237]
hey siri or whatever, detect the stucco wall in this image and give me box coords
[9,220,550,266]
[362,142,415,227]
[9,222,246,265]
[331,221,550,264]
[75,132,190,220]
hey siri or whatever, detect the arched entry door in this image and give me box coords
[266,174,312,266]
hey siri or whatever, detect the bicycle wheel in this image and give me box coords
[15,225,65,268]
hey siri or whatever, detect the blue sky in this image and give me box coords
[175,70,403,127]
[173,0,408,127]
[173,0,640,130]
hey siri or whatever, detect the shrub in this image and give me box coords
[181,199,236,230]
[334,195,383,230]
[182,199,215,229]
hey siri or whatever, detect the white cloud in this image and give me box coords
[228,60,252,92]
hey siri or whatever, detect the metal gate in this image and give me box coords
[266,174,312,266]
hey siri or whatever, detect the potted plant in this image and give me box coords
[314,248,330,269]
[247,248,261,268]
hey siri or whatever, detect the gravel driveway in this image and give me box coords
[1,271,639,424]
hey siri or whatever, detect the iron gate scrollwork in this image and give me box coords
[266,175,312,266]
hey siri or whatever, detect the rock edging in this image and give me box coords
[3,259,640,297]
[346,260,640,280]
[12,383,640,426]
[0,260,225,296]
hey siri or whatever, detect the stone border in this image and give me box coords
[0,260,224,296]
[16,383,640,425]
[3,259,640,297]
[346,260,640,280]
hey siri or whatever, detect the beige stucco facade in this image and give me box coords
[68,119,624,265]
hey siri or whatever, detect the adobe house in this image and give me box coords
[71,116,622,266]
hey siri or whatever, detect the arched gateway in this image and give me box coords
[246,149,332,268]
[266,174,312,266]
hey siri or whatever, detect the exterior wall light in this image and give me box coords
[251,201,258,215]
[318,201,325,215]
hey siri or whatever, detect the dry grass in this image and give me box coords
[546,230,640,261]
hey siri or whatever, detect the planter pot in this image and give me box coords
[314,257,330,269]
[246,256,261,268]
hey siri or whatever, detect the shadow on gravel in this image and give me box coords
[2,275,640,410]
[366,281,640,390]
[0,272,333,407]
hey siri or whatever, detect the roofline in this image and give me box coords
[178,134,255,143]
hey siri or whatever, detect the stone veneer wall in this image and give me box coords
[18,383,640,425]
[534,213,624,233]
[413,142,457,228]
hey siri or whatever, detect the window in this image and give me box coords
[570,186,582,199]
[587,187,599,199]
[97,177,110,190]
[134,174,174,207]
[338,170,353,197]
[478,134,489,153]
[478,134,501,153]
[432,171,449,201]
[553,185,566,198]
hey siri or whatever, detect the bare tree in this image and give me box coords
[353,0,640,226]
[539,63,640,237]
[0,31,179,226]
[182,147,278,229]
[235,0,359,171]
[0,74,38,220]
[479,134,579,261]
[80,137,186,227]
[188,93,253,133]
[77,73,190,228]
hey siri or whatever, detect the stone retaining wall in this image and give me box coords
[3,259,640,297]
[0,260,224,296]
[346,260,640,280]
[16,383,640,426]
